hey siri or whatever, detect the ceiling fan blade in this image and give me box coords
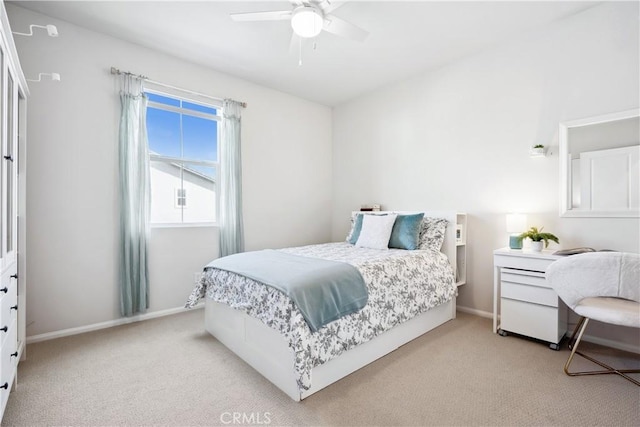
[319,1,345,15]
[322,14,369,42]
[230,10,292,22]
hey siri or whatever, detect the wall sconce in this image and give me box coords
[13,24,59,37]
[26,73,61,82]
[506,213,527,249]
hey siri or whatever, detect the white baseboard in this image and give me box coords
[26,304,204,344]
[456,305,493,319]
[580,333,640,355]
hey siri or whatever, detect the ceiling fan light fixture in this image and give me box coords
[291,6,323,38]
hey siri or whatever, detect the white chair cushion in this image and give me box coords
[546,252,640,310]
[575,297,640,328]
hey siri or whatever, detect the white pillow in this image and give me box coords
[355,213,398,250]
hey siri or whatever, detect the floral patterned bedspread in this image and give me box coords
[186,242,456,391]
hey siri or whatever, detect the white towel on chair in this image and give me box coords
[546,252,640,327]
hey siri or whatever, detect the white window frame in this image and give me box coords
[146,88,221,227]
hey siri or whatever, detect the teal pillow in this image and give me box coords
[389,213,425,250]
[347,214,364,244]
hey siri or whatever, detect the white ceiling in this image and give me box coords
[11,1,601,106]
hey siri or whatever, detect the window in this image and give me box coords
[146,91,219,225]
[175,188,187,208]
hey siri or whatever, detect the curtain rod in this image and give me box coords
[110,66,247,108]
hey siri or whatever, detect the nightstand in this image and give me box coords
[493,248,567,350]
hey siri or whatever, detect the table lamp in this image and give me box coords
[506,213,527,249]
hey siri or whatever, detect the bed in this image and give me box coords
[186,211,460,401]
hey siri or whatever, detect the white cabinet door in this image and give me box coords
[0,3,28,422]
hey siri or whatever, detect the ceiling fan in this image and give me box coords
[230,0,369,44]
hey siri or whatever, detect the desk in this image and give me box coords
[493,248,566,350]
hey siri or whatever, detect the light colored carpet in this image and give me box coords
[2,309,639,426]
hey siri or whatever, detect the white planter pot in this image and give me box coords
[530,147,546,157]
[531,241,544,252]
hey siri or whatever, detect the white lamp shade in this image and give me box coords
[506,213,527,233]
[291,6,323,38]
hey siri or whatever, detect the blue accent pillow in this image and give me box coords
[389,213,425,250]
[348,214,365,244]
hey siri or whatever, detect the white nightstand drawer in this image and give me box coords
[494,253,558,272]
[501,268,549,288]
[501,281,558,307]
[500,298,560,343]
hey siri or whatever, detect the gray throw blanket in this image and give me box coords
[207,249,368,332]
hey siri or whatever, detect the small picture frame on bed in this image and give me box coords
[456,224,464,244]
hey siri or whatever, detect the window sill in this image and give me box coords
[151,222,218,229]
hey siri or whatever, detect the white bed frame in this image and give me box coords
[204,211,459,401]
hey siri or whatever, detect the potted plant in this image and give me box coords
[518,226,559,252]
[531,144,545,157]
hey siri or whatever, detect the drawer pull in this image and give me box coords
[0,326,7,333]
[0,383,7,390]
[10,274,17,279]
[0,287,7,293]
[10,352,17,358]
[10,305,17,311]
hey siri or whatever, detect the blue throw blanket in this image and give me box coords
[207,250,368,332]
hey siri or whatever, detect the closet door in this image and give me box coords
[0,3,28,421]
[0,32,19,418]
[3,70,17,268]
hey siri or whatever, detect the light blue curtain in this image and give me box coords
[118,75,150,316]
[219,99,244,257]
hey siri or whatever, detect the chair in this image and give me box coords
[546,252,640,386]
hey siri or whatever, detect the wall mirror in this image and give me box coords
[559,109,639,218]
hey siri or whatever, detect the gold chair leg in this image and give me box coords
[564,316,640,386]
[567,315,587,351]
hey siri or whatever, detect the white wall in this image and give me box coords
[332,3,639,345]
[7,5,333,337]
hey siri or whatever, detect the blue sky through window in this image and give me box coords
[183,115,217,162]
[146,92,218,179]
[147,92,179,107]
[147,107,181,157]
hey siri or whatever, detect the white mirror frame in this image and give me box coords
[559,108,640,218]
